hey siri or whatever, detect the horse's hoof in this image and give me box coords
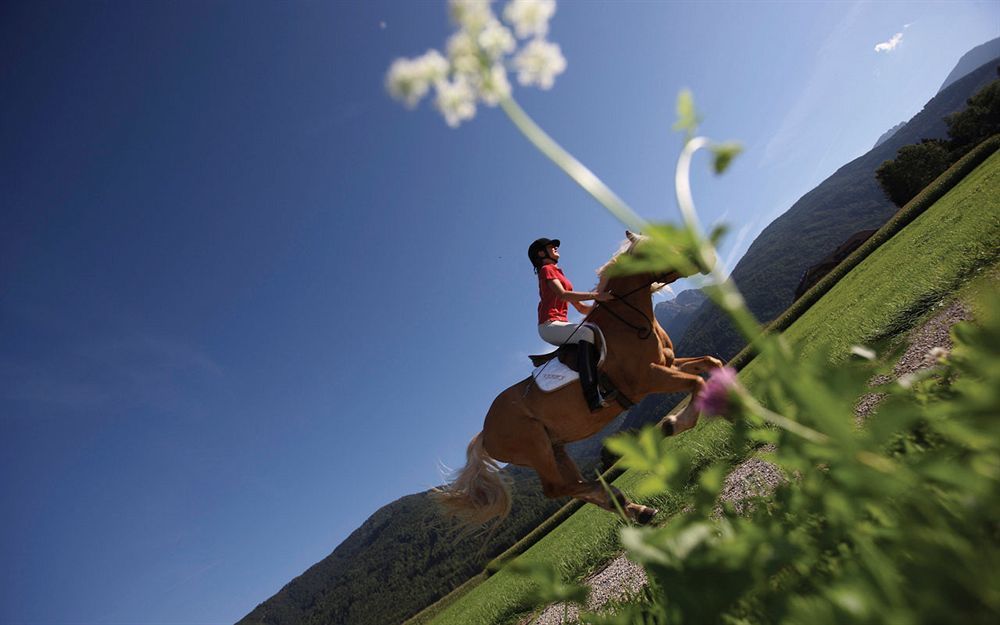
[659,418,675,437]
[635,506,658,525]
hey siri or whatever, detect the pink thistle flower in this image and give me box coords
[695,366,740,417]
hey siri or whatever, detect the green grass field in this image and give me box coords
[424,150,1000,625]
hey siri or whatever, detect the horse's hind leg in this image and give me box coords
[552,444,658,525]
[515,426,620,511]
[494,402,657,524]
[501,417,584,501]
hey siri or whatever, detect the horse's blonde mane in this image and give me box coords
[595,234,671,295]
[595,237,639,279]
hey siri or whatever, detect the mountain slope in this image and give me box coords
[677,57,1000,362]
[873,122,905,149]
[938,37,1000,93]
[653,289,706,341]
[238,413,626,625]
[238,474,563,625]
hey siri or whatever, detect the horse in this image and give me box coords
[435,231,724,527]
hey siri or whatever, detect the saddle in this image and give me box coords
[529,342,581,369]
[528,324,633,409]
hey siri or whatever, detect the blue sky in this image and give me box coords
[1,1,997,623]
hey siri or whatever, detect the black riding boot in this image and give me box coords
[577,340,608,411]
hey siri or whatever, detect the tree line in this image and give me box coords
[877,68,1000,206]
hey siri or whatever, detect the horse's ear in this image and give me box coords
[625,230,639,242]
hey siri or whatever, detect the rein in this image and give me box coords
[596,278,660,340]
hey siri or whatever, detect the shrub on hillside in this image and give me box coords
[875,139,952,206]
[946,71,1000,151]
[878,74,1000,207]
[734,135,1000,373]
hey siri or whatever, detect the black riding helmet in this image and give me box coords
[528,237,560,272]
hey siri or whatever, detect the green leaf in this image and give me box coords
[710,141,743,174]
[621,526,673,566]
[672,89,701,136]
[698,462,728,495]
[606,223,706,278]
[605,428,657,472]
[708,223,729,247]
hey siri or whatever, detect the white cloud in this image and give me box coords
[875,32,903,53]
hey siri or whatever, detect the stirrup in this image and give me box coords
[588,392,610,412]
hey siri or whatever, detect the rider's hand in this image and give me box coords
[594,291,614,302]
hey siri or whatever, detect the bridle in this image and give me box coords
[594,273,670,340]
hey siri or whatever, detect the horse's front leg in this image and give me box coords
[645,363,706,437]
[674,355,724,375]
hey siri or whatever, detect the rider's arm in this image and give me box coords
[547,279,615,303]
[573,301,593,314]
[546,279,597,303]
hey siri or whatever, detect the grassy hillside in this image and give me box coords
[422,146,1000,625]
[677,57,1000,363]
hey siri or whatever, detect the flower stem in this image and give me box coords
[675,136,762,345]
[499,96,648,233]
[752,401,830,445]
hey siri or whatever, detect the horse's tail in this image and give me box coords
[433,431,512,528]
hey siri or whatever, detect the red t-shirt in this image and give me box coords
[537,264,573,324]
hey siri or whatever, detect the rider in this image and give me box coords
[528,237,614,411]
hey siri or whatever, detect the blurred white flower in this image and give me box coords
[447,30,481,76]
[478,19,516,60]
[386,0,567,126]
[849,345,876,361]
[435,76,478,127]
[449,0,494,33]
[419,50,450,82]
[513,38,566,89]
[480,63,511,105]
[503,0,556,39]
[922,346,949,367]
[385,50,449,108]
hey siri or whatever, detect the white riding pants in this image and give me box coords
[538,320,595,347]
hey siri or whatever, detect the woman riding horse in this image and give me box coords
[528,237,614,411]
[436,232,723,527]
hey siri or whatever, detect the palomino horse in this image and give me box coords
[435,232,723,527]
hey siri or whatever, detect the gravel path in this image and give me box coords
[855,300,972,421]
[520,555,647,625]
[715,447,785,515]
[521,299,973,624]
[521,448,790,625]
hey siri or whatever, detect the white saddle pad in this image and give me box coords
[532,324,607,393]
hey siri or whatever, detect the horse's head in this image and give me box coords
[597,231,692,296]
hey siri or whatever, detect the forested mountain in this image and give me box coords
[653,289,706,342]
[241,44,1000,625]
[238,413,626,625]
[238,472,560,625]
[676,55,1000,362]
